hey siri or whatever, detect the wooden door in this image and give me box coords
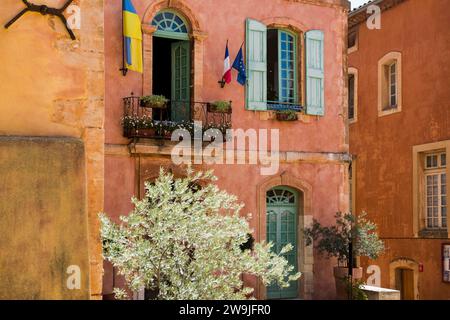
[401,269,415,300]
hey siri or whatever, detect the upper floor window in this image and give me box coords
[245,19,325,116]
[378,52,402,116]
[348,67,358,122]
[349,74,355,119]
[425,152,447,229]
[267,29,297,105]
[348,28,358,53]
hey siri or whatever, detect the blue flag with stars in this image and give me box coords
[232,46,246,86]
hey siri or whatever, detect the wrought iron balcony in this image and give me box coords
[122,95,232,140]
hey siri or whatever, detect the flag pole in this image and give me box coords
[120,0,128,76]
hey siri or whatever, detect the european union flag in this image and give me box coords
[232,46,246,86]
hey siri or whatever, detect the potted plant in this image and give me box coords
[140,95,168,109]
[275,109,298,121]
[207,100,232,114]
[304,212,384,300]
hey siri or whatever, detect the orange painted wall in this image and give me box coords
[349,0,450,299]
[104,0,349,299]
[104,0,348,152]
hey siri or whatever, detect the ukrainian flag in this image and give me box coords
[123,0,143,73]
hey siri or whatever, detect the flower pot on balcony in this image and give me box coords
[207,101,232,114]
[140,95,168,109]
[140,101,167,109]
[275,111,298,121]
[333,266,363,300]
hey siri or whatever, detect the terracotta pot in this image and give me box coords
[135,128,156,138]
[140,100,167,109]
[207,103,232,114]
[333,266,363,300]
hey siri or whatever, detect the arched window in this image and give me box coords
[152,11,189,40]
[266,188,297,205]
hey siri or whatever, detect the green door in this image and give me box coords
[171,41,190,122]
[266,187,298,299]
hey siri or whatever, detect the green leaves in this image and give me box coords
[100,168,300,300]
[304,212,384,266]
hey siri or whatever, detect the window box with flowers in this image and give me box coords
[268,103,303,122]
[275,109,298,121]
[207,101,232,114]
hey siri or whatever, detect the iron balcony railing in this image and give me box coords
[122,95,232,140]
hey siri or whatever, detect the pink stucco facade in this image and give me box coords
[104,0,350,300]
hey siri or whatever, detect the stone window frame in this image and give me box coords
[413,140,450,239]
[378,51,402,117]
[258,17,308,122]
[348,67,358,123]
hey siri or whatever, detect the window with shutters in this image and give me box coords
[378,52,402,117]
[246,19,324,116]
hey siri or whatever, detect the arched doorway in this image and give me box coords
[151,10,191,122]
[389,258,419,300]
[266,186,299,299]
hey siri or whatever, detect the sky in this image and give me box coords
[351,0,369,9]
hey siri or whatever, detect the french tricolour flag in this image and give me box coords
[223,42,232,84]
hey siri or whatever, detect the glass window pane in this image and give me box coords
[441,154,446,167]
[433,207,439,216]
[174,16,183,26]
[391,96,396,106]
[433,156,438,167]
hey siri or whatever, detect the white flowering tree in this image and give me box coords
[100,168,300,300]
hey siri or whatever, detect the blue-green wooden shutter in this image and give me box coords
[246,19,267,110]
[305,30,325,116]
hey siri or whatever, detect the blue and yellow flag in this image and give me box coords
[123,0,143,73]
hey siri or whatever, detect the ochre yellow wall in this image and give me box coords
[0,0,105,299]
[0,137,90,299]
